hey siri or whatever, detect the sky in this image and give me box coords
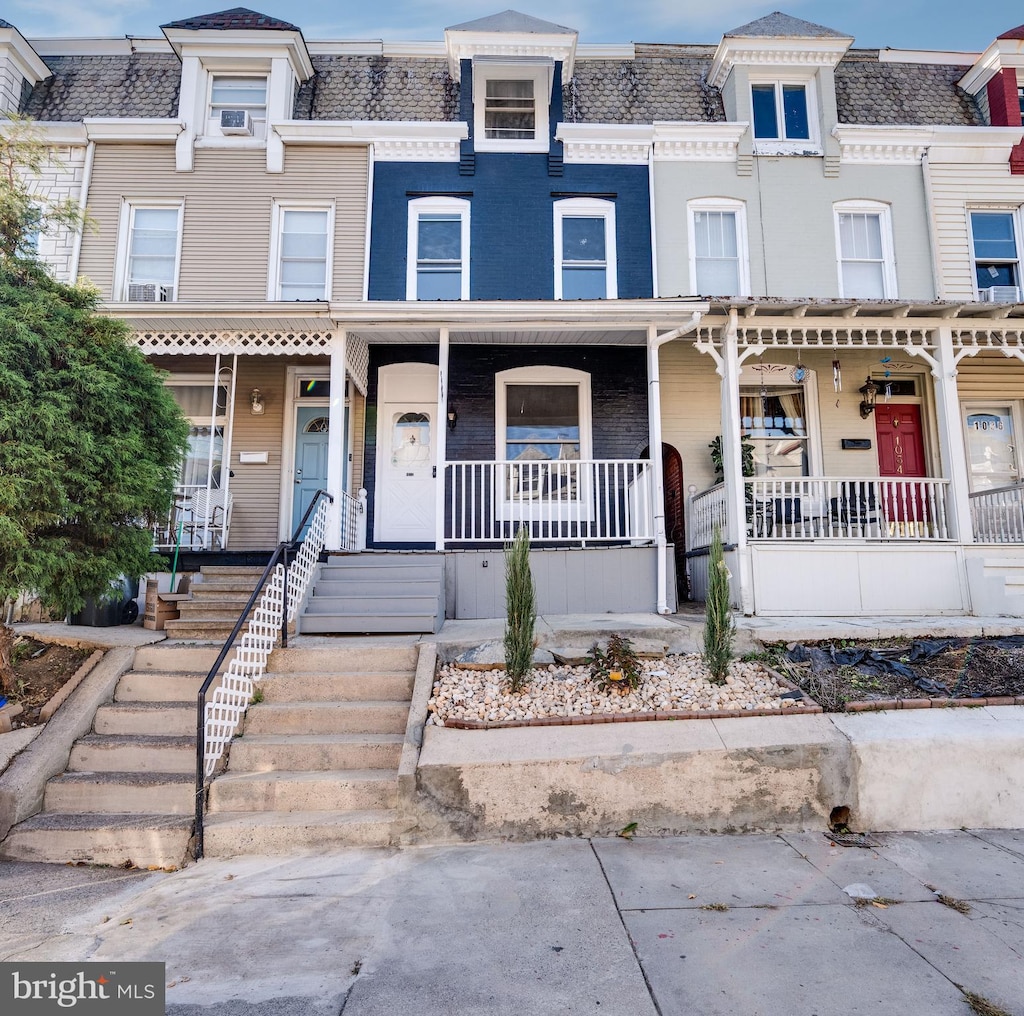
[5,0,1024,55]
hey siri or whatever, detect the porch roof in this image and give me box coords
[706,297,1024,322]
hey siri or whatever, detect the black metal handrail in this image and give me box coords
[193,489,333,860]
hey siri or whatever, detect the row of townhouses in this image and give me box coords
[5,6,1024,627]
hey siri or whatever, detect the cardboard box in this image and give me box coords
[143,579,184,630]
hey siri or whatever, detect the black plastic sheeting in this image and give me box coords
[786,636,1024,698]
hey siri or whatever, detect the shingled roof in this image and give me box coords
[446,10,575,34]
[725,11,850,39]
[161,7,300,32]
[998,24,1024,40]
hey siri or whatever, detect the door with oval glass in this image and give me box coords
[293,406,330,538]
[376,363,438,543]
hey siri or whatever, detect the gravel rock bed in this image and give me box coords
[427,655,800,727]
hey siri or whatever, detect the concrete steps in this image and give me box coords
[163,565,264,641]
[300,554,445,635]
[0,646,220,869]
[203,643,418,856]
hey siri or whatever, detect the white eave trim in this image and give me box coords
[84,118,184,142]
[164,31,315,81]
[832,125,933,164]
[0,26,51,83]
[557,123,653,164]
[28,36,174,56]
[959,38,1024,95]
[444,29,577,80]
[653,121,749,161]
[273,120,466,160]
[0,120,88,145]
[877,48,976,66]
[709,35,853,89]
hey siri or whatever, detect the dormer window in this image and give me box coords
[485,79,535,140]
[209,75,267,138]
[752,83,809,142]
[472,61,550,153]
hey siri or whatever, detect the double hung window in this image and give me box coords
[210,75,267,137]
[473,64,549,153]
[121,203,182,301]
[689,200,748,296]
[835,202,896,300]
[970,210,1021,300]
[484,79,535,140]
[554,198,617,300]
[273,207,331,301]
[407,197,470,301]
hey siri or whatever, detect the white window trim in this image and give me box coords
[553,197,617,300]
[833,200,897,300]
[496,366,593,518]
[268,201,334,302]
[968,206,1023,300]
[113,199,184,302]
[406,196,471,301]
[749,73,821,155]
[687,197,750,298]
[472,60,551,154]
[206,71,269,141]
[738,363,823,478]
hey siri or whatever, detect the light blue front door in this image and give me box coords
[293,407,330,538]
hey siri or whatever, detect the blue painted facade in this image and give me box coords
[367,59,654,302]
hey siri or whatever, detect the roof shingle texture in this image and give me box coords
[22,54,181,120]
[725,11,849,38]
[835,53,984,126]
[998,24,1024,40]
[295,56,458,121]
[161,7,300,32]
[565,47,724,123]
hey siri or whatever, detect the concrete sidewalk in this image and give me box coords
[1,831,1022,1015]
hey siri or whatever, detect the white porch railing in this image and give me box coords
[445,459,654,543]
[152,483,232,551]
[744,477,951,541]
[338,489,365,551]
[970,482,1024,543]
[688,482,729,548]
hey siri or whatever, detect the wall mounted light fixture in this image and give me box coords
[250,388,265,416]
[447,405,458,432]
[858,377,878,419]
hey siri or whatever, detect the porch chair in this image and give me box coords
[830,483,879,535]
[179,487,233,550]
[771,496,804,536]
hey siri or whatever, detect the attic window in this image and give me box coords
[749,77,820,155]
[485,80,535,140]
[210,75,267,137]
[473,63,550,154]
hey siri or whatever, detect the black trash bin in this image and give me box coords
[69,576,141,626]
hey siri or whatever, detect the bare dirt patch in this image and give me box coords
[772,636,1024,711]
[7,637,93,727]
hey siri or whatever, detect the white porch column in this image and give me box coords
[324,331,348,551]
[435,327,450,551]
[933,326,974,543]
[647,324,669,613]
[720,311,754,614]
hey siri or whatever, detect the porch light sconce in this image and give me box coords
[858,377,878,419]
[447,406,458,432]
[249,388,265,416]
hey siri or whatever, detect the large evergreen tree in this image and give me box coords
[0,114,189,691]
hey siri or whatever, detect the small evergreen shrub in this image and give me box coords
[703,525,735,685]
[504,525,536,693]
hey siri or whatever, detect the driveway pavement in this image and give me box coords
[2,830,1022,1015]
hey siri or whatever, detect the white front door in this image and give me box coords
[377,364,438,543]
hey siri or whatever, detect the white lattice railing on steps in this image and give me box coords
[201,496,331,777]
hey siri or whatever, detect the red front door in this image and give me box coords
[875,404,929,533]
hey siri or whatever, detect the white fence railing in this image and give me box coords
[445,459,654,543]
[153,483,232,551]
[202,495,331,777]
[687,482,729,549]
[970,482,1024,543]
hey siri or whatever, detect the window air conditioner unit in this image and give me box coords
[219,109,253,135]
[128,283,174,302]
[979,285,1021,303]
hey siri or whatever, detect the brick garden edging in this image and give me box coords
[435,669,822,730]
[844,695,1024,712]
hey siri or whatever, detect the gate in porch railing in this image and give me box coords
[445,460,653,543]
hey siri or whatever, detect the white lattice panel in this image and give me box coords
[203,497,332,776]
[346,333,369,395]
[134,331,333,356]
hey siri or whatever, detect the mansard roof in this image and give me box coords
[445,10,575,35]
[724,11,850,39]
[160,7,300,32]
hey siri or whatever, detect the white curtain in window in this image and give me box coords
[694,211,739,294]
[839,213,885,299]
